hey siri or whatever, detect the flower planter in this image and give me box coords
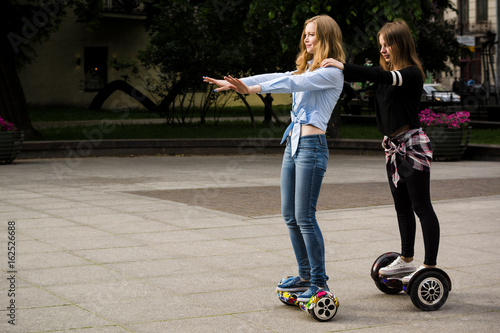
[424,126,470,161]
[0,131,24,164]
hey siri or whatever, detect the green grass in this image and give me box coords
[469,128,500,145]
[338,124,383,140]
[28,105,291,122]
[32,121,287,141]
[27,106,500,144]
[29,106,162,122]
[30,121,500,145]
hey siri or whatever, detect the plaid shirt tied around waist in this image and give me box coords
[382,128,433,187]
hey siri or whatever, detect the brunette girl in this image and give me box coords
[322,20,440,282]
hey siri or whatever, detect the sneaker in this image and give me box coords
[402,265,426,284]
[379,256,416,276]
[277,276,311,292]
[296,285,329,302]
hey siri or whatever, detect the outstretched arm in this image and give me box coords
[321,58,422,87]
[203,75,262,94]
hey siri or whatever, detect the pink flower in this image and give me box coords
[0,116,16,132]
[419,109,470,129]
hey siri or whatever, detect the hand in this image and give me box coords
[222,75,261,94]
[203,76,229,90]
[320,58,344,70]
[203,75,261,94]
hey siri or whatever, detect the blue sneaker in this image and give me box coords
[296,285,329,302]
[277,276,311,292]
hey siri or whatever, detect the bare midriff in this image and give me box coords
[292,124,325,137]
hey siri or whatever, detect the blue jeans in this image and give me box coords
[281,134,329,286]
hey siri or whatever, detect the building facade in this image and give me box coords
[19,1,152,109]
[444,0,499,93]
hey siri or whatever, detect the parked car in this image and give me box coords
[422,84,461,103]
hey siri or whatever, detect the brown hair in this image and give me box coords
[294,15,345,75]
[377,20,425,79]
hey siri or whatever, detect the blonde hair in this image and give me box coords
[377,20,425,79]
[295,15,345,75]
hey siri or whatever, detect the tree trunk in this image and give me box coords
[327,103,341,139]
[256,93,284,125]
[89,80,158,112]
[159,80,186,123]
[0,45,38,140]
[237,93,254,127]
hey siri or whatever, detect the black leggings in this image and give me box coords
[386,154,440,266]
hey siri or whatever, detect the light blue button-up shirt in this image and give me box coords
[241,63,343,156]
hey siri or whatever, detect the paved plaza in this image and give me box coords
[0,153,499,332]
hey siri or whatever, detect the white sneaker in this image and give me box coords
[402,265,426,284]
[379,256,416,276]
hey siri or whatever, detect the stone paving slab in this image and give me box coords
[0,154,498,332]
[127,178,500,217]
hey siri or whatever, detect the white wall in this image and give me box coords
[19,11,151,108]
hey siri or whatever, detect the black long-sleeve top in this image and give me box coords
[343,63,423,137]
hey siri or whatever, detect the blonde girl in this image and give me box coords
[204,15,344,300]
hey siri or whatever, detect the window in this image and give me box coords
[476,0,488,22]
[84,47,108,92]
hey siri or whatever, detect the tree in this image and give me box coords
[138,0,255,123]
[1,0,102,139]
[5,0,458,139]
[1,0,64,139]
[246,0,459,74]
[244,0,460,136]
